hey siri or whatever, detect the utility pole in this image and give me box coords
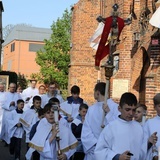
[0,1,4,71]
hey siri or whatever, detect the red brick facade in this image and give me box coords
[69,0,160,117]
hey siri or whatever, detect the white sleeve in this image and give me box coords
[39,139,53,159]
[81,110,97,153]
[105,99,120,125]
[94,125,117,160]
[64,148,76,159]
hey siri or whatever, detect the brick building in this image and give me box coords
[69,0,160,117]
[2,25,52,78]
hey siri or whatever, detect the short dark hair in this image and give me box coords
[33,95,41,102]
[48,97,60,104]
[71,85,80,94]
[79,103,88,110]
[17,99,24,104]
[119,92,137,108]
[38,108,44,117]
[153,93,160,105]
[136,103,147,111]
[48,81,57,87]
[43,103,52,114]
[94,82,106,96]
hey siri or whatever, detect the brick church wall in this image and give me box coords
[69,0,160,116]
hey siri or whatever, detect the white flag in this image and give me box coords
[89,22,104,50]
[149,6,160,28]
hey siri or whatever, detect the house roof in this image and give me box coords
[3,25,52,46]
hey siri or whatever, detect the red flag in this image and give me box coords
[95,16,125,67]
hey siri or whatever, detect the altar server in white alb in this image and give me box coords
[21,80,39,103]
[81,82,120,160]
[19,95,42,145]
[94,92,148,160]
[60,85,84,124]
[0,83,6,135]
[1,83,22,143]
[143,93,160,160]
[8,99,25,160]
[23,85,46,111]
[41,82,64,108]
[26,103,78,160]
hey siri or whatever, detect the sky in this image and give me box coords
[2,0,79,29]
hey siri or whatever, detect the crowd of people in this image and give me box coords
[0,80,159,160]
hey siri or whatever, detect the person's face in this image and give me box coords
[79,108,88,118]
[9,84,16,93]
[48,84,56,93]
[119,104,136,121]
[17,86,23,93]
[39,86,46,95]
[94,90,99,100]
[33,100,41,109]
[45,109,55,124]
[31,81,37,88]
[0,85,4,92]
[154,104,160,116]
[72,93,79,99]
[17,102,24,110]
[134,107,145,122]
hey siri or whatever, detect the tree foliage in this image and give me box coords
[17,73,28,89]
[36,9,71,89]
[3,24,14,40]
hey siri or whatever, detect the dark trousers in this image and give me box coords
[32,151,40,160]
[71,152,85,160]
[9,137,21,159]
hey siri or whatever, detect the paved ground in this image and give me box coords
[0,135,27,160]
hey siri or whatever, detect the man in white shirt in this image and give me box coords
[41,82,64,108]
[21,80,39,103]
[1,83,22,143]
[81,82,119,160]
[0,83,5,135]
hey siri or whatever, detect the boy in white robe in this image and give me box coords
[8,99,24,160]
[134,103,147,125]
[1,82,22,144]
[60,85,84,125]
[143,93,160,160]
[71,103,88,160]
[24,85,46,111]
[94,92,148,160]
[81,82,120,160]
[19,95,42,146]
[26,102,78,160]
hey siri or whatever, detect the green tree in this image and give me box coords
[36,9,71,89]
[17,73,28,89]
